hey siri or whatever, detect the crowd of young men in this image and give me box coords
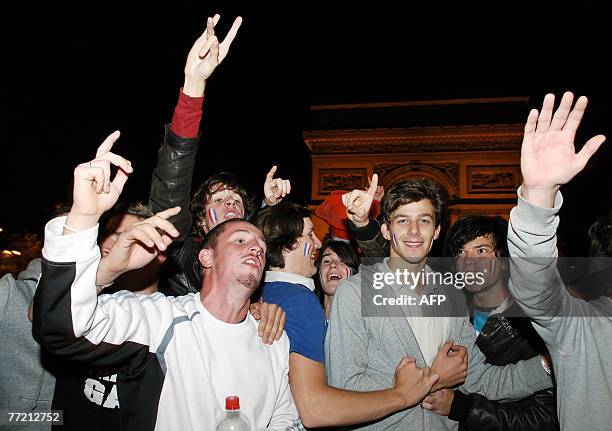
[1,11,611,431]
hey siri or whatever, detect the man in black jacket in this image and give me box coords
[148,14,290,297]
[419,215,558,430]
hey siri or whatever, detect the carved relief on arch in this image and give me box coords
[375,163,458,200]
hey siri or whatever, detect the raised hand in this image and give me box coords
[430,341,468,391]
[393,357,439,408]
[521,92,605,207]
[66,131,133,232]
[263,166,291,206]
[183,14,242,96]
[366,176,385,201]
[421,389,454,416]
[96,207,181,285]
[342,173,379,227]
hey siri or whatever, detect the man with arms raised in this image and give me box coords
[507,92,611,430]
[148,14,291,297]
[33,136,300,430]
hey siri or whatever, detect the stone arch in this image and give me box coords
[378,164,457,202]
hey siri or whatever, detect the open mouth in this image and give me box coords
[241,256,260,269]
[327,272,342,281]
[225,210,240,219]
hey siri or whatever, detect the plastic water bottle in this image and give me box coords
[215,396,251,431]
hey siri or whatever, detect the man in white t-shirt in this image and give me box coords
[33,133,301,430]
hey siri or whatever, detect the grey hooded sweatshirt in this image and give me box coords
[508,189,612,430]
[1,259,55,430]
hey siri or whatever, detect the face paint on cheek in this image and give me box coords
[392,232,399,248]
[345,266,352,278]
[303,241,311,258]
[208,208,218,225]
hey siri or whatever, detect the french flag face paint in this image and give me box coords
[345,266,352,279]
[303,241,312,258]
[489,259,496,275]
[208,208,218,225]
[392,232,399,248]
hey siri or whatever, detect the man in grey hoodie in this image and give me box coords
[326,177,553,430]
[0,258,56,431]
[507,91,611,430]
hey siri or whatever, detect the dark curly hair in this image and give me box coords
[190,172,256,238]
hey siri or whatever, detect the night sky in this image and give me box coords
[2,2,610,255]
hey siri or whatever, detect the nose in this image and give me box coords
[313,233,322,249]
[408,221,419,236]
[225,197,237,208]
[249,241,263,257]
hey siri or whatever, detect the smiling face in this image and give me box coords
[456,234,503,293]
[283,217,322,277]
[202,184,245,233]
[199,221,267,291]
[318,248,352,296]
[381,199,441,264]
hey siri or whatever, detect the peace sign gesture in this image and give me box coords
[183,14,242,96]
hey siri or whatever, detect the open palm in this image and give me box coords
[521,92,605,188]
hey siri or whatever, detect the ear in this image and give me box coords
[381,223,392,241]
[433,224,441,241]
[284,237,301,255]
[199,248,214,269]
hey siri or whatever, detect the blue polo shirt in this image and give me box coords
[262,271,328,364]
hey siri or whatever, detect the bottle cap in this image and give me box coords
[225,395,240,411]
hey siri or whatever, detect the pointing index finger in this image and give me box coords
[266,166,278,180]
[95,130,120,158]
[367,174,379,197]
[156,206,181,220]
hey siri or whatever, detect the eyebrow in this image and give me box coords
[468,243,493,249]
[393,213,433,219]
[230,229,265,241]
